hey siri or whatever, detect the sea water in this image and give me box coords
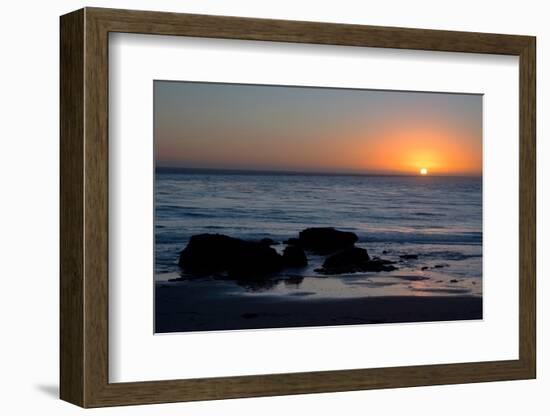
[154,168,482,298]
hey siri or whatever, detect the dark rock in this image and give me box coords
[259,238,278,246]
[382,250,389,254]
[178,234,283,278]
[400,254,419,260]
[450,279,459,283]
[316,247,397,274]
[282,246,308,268]
[421,266,429,271]
[284,237,300,245]
[296,227,358,254]
[324,246,370,267]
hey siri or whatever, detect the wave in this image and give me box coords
[358,231,482,245]
[159,228,482,245]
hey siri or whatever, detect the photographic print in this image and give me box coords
[154,81,482,333]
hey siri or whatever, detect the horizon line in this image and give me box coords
[155,165,482,178]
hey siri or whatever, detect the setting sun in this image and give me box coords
[420,168,428,175]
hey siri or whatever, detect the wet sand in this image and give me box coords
[155,280,482,333]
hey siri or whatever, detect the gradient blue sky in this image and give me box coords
[154,81,482,175]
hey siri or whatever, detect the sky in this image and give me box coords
[154,81,482,176]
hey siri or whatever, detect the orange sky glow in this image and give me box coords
[155,82,482,176]
[358,124,482,175]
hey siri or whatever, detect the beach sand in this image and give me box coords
[155,280,482,333]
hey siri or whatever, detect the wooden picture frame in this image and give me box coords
[60,7,536,408]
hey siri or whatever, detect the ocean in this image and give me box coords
[154,168,482,300]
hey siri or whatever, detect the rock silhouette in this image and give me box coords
[316,247,397,274]
[294,227,358,254]
[179,234,282,278]
[282,246,308,268]
[179,228,397,279]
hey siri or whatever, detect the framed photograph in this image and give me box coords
[60,7,536,408]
